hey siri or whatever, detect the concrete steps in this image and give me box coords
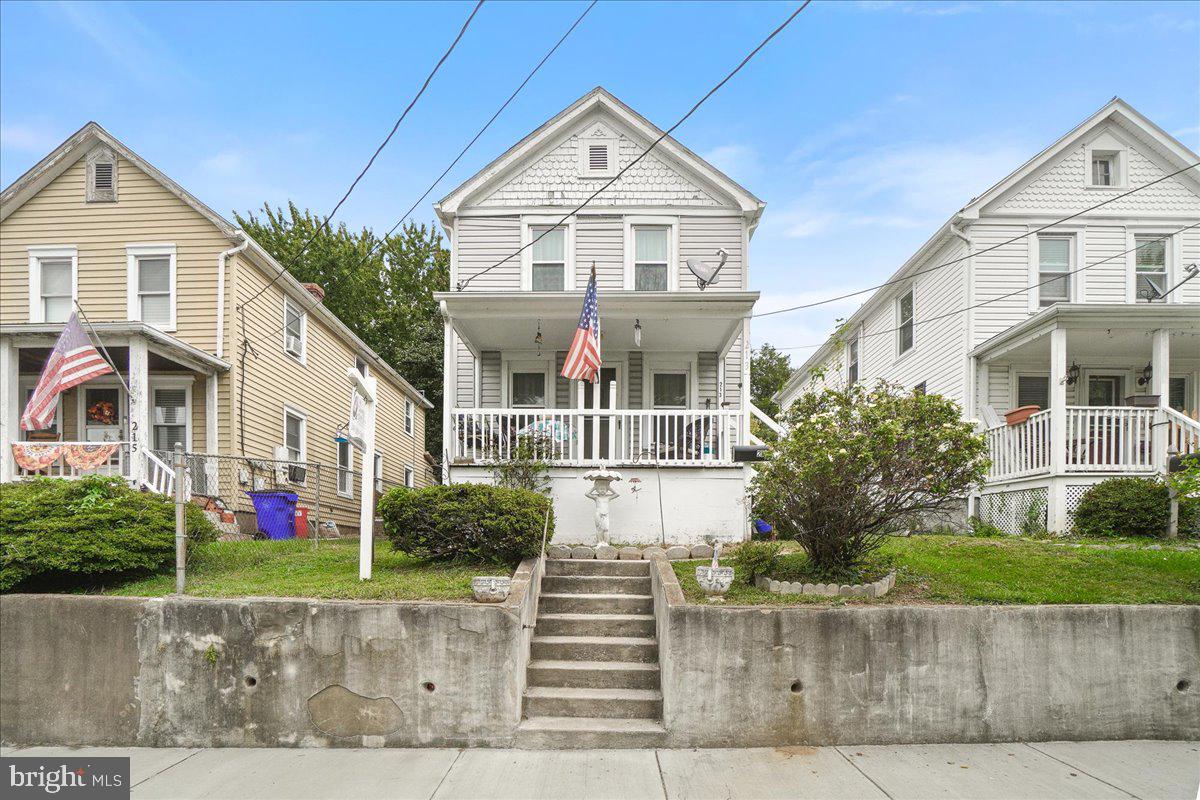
[518,558,663,748]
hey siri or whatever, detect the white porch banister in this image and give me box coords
[1064,407,1157,472]
[985,410,1050,480]
[451,408,743,466]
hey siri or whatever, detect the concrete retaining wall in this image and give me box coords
[0,559,542,748]
[650,559,1200,747]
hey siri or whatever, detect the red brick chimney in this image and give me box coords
[301,282,325,303]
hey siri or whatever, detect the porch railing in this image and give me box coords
[450,408,744,466]
[987,405,1200,482]
[14,441,131,480]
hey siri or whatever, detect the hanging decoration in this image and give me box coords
[62,443,120,470]
[634,319,642,348]
[534,319,544,356]
[11,443,63,471]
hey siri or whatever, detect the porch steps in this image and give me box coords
[516,558,665,749]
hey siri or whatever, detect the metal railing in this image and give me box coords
[450,407,744,466]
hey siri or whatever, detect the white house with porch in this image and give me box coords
[778,98,1200,533]
[434,88,771,545]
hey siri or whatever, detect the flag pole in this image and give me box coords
[72,300,133,397]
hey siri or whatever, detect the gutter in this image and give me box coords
[216,234,249,359]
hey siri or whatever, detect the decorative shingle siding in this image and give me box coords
[481,133,722,208]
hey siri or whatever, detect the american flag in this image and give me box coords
[20,311,114,431]
[561,268,601,382]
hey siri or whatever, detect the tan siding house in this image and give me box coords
[1,122,432,535]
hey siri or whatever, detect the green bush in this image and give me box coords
[731,540,782,581]
[0,476,217,591]
[377,483,553,565]
[1073,477,1198,538]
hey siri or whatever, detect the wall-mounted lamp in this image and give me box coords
[1137,362,1153,386]
[633,319,642,348]
[1064,361,1081,386]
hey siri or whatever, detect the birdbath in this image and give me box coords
[583,464,622,545]
[695,542,734,597]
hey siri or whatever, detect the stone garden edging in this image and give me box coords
[754,570,896,598]
[546,543,715,561]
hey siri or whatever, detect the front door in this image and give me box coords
[1087,375,1124,406]
[80,385,127,474]
[583,366,619,461]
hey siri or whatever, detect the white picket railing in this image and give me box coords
[985,410,1051,481]
[144,448,176,496]
[451,408,744,466]
[1064,406,1157,472]
[14,441,130,479]
[1163,407,1200,456]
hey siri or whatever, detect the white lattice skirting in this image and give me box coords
[978,487,1049,535]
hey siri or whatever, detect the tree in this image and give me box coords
[235,203,449,463]
[750,344,792,438]
[751,382,989,578]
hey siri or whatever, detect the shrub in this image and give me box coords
[1073,477,1199,538]
[732,540,782,581]
[0,476,217,591]
[752,381,989,575]
[967,517,1005,538]
[378,483,552,565]
[490,431,552,494]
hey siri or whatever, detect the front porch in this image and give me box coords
[1,322,229,495]
[973,303,1200,530]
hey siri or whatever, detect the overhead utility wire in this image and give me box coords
[236,0,485,314]
[754,160,1200,319]
[775,222,1200,352]
[455,0,812,292]
[248,0,597,348]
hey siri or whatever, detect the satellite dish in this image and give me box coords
[686,248,728,290]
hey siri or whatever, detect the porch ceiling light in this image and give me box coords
[634,319,643,348]
[1137,362,1153,386]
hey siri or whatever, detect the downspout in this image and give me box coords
[215,234,250,360]
[950,218,978,519]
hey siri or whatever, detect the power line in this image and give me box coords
[247,0,597,350]
[236,0,485,314]
[775,223,1200,354]
[754,160,1200,319]
[455,0,811,292]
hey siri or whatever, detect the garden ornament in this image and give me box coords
[583,464,622,545]
[695,541,734,597]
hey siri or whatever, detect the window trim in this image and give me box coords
[282,295,308,362]
[282,404,307,463]
[1034,234,1074,308]
[374,451,384,493]
[336,440,354,498]
[404,465,415,488]
[846,328,860,386]
[149,377,194,454]
[624,217,678,291]
[27,246,78,324]
[578,137,617,178]
[1128,230,1175,304]
[520,216,575,291]
[1084,147,1126,189]
[126,244,177,331]
[896,287,915,358]
[1012,371,1051,411]
[404,399,414,435]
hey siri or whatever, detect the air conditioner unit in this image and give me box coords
[286,334,302,355]
[287,464,307,484]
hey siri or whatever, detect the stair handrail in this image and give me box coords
[749,402,786,437]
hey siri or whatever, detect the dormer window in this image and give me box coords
[1092,154,1114,186]
[579,137,615,178]
[86,146,118,202]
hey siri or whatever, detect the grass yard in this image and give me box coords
[98,538,484,601]
[675,535,1200,606]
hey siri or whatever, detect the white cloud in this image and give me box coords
[702,144,760,182]
[0,122,61,154]
[48,1,190,89]
[200,150,246,175]
[855,1,980,16]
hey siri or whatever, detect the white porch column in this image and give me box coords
[441,309,454,482]
[1048,327,1068,533]
[128,337,150,487]
[1151,328,1170,472]
[0,339,18,482]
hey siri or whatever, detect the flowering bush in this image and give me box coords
[751,382,989,576]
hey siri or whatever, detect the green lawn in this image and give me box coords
[98,539,486,601]
[675,535,1200,606]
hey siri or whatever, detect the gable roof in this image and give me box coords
[435,86,765,223]
[0,122,432,408]
[779,97,1200,401]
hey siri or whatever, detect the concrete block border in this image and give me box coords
[754,571,896,598]
[546,543,715,561]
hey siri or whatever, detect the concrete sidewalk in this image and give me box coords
[3,741,1197,800]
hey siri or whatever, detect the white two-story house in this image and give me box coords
[434,88,766,545]
[779,98,1200,534]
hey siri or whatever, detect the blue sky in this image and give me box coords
[2,0,1198,357]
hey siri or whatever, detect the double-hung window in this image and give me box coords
[374,452,383,493]
[152,388,187,452]
[633,227,669,291]
[530,227,566,291]
[846,336,859,386]
[511,372,547,408]
[897,289,915,355]
[29,247,76,324]
[337,440,353,497]
[1016,375,1049,410]
[1134,236,1168,301]
[283,296,306,359]
[284,409,305,462]
[404,400,414,435]
[1038,237,1072,307]
[404,465,415,488]
[127,245,175,329]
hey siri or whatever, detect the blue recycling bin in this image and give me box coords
[246,491,299,539]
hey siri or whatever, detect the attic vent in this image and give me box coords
[588,144,608,172]
[93,162,114,190]
[85,147,118,203]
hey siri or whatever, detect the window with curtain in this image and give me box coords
[898,289,914,354]
[137,256,172,325]
[1016,375,1049,409]
[531,227,565,291]
[1038,237,1071,306]
[39,258,73,323]
[153,389,187,451]
[337,440,352,496]
[511,372,546,408]
[284,411,304,461]
[652,373,688,408]
[634,227,669,291]
[1135,237,1167,301]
